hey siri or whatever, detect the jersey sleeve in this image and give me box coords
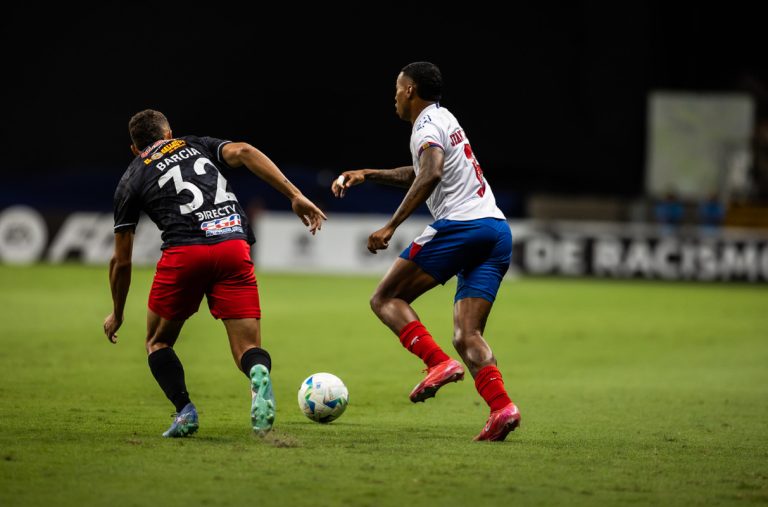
[198,136,233,166]
[113,172,141,232]
[413,120,446,158]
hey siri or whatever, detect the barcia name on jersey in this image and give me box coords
[145,147,203,171]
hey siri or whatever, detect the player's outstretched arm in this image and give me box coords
[103,230,134,344]
[367,149,443,253]
[331,166,415,197]
[222,142,327,234]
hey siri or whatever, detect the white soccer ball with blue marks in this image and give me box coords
[298,372,349,423]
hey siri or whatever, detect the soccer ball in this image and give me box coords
[297,372,349,423]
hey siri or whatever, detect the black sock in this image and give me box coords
[148,348,191,413]
[240,347,272,379]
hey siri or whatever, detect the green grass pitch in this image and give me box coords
[0,265,766,506]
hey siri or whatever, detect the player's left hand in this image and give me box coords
[368,225,395,253]
[291,194,328,235]
[103,313,123,344]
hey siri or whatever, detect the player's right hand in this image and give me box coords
[367,224,395,253]
[331,170,366,198]
[103,312,123,344]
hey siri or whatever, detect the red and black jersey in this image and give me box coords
[113,135,255,249]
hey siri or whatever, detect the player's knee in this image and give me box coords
[452,329,464,348]
[453,329,491,352]
[145,332,168,354]
[369,291,384,316]
[452,328,479,348]
[145,339,165,355]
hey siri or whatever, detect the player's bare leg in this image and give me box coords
[223,318,274,436]
[452,297,495,377]
[370,258,439,333]
[370,258,464,402]
[453,298,520,441]
[146,309,185,353]
[145,309,198,437]
[222,318,262,368]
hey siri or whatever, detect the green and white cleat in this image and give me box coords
[250,364,275,436]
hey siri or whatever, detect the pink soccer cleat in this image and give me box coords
[474,402,521,442]
[409,358,465,403]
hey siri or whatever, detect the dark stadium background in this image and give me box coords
[2,3,766,218]
[1,7,767,505]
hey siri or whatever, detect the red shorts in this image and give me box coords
[148,239,261,321]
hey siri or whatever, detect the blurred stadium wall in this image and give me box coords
[2,4,768,282]
[1,206,766,283]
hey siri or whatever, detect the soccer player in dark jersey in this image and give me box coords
[103,109,326,438]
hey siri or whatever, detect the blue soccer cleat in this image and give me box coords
[162,402,199,438]
[250,364,275,436]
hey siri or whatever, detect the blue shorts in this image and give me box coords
[399,218,512,303]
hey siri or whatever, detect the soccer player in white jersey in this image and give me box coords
[331,62,520,441]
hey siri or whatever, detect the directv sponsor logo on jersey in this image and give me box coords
[195,205,238,222]
[200,214,243,237]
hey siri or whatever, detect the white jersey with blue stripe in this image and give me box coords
[410,103,505,221]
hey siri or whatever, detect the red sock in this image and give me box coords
[475,365,513,412]
[399,321,450,368]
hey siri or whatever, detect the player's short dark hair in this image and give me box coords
[401,62,443,102]
[129,109,170,150]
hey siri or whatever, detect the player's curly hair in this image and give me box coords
[129,109,170,150]
[401,62,443,102]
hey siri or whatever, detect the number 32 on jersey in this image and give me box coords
[157,157,237,214]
